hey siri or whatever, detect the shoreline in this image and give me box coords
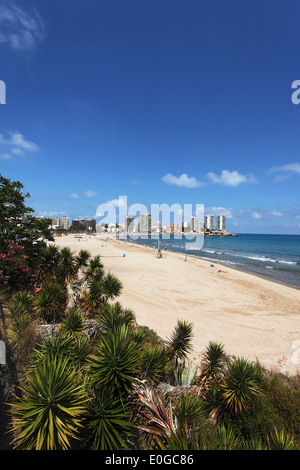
[120,235,300,291]
[52,234,300,376]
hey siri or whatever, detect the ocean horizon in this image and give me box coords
[122,233,300,289]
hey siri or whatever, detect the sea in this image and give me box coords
[122,233,300,289]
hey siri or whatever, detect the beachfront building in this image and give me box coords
[125,216,135,233]
[182,221,191,233]
[217,214,226,232]
[51,218,60,229]
[190,216,201,233]
[138,213,151,233]
[151,221,162,233]
[204,214,214,231]
[60,216,70,230]
[72,218,96,232]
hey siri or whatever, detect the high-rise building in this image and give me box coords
[60,216,69,230]
[217,215,226,232]
[72,219,96,231]
[205,214,214,231]
[190,216,201,233]
[151,221,161,233]
[125,216,135,233]
[138,213,151,233]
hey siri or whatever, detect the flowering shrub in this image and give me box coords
[0,240,34,294]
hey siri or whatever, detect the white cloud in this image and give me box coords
[269,210,283,216]
[251,212,262,219]
[106,198,126,208]
[268,163,300,180]
[0,131,39,159]
[38,211,66,218]
[162,173,204,188]
[0,153,12,160]
[70,190,98,199]
[0,2,46,52]
[206,206,235,219]
[207,170,258,187]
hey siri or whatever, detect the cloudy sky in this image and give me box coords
[1,0,300,233]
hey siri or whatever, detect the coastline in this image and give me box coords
[52,234,300,376]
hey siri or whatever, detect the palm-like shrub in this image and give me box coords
[166,320,193,385]
[97,302,135,333]
[101,273,123,301]
[83,255,104,282]
[200,341,227,382]
[89,325,143,396]
[80,279,104,316]
[82,386,135,450]
[9,355,89,450]
[34,282,68,323]
[60,309,85,339]
[30,333,92,370]
[8,312,38,362]
[76,249,91,270]
[34,244,60,285]
[219,358,265,418]
[141,345,168,384]
[172,393,204,429]
[167,320,193,364]
[56,247,78,285]
[9,290,34,320]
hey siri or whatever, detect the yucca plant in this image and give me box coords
[89,325,143,396]
[141,344,168,384]
[9,355,89,450]
[82,385,135,450]
[9,290,34,320]
[267,427,295,450]
[166,320,193,385]
[56,247,78,285]
[83,255,104,282]
[97,302,136,333]
[101,273,123,302]
[30,332,92,370]
[60,309,85,339]
[34,282,68,323]
[80,279,104,316]
[76,249,91,270]
[200,341,227,382]
[8,312,38,362]
[172,393,204,429]
[218,357,265,418]
[167,320,193,364]
[34,244,60,285]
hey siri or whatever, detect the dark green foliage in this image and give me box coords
[82,386,135,450]
[9,355,88,450]
[0,174,53,252]
[89,325,143,396]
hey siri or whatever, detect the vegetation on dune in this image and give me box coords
[0,173,299,450]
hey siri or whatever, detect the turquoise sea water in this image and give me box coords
[124,233,300,289]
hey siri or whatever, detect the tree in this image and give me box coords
[0,174,53,253]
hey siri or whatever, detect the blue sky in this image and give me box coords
[1,0,300,233]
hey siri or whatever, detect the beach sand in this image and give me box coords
[53,234,300,375]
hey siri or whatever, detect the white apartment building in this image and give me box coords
[138,213,151,233]
[205,214,214,231]
[217,215,226,232]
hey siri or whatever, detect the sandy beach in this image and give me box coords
[53,234,300,375]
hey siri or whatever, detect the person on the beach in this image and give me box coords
[157,248,162,258]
